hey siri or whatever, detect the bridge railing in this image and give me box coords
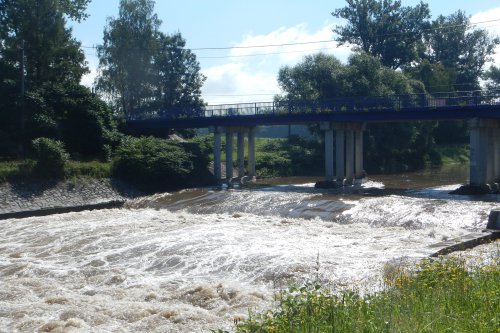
[131,90,500,120]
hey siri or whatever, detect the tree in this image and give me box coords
[97,0,161,119]
[278,52,425,100]
[0,0,89,89]
[152,33,206,117]
[332,0,431,69]
[277,53,347,101]
[96,0,206,120]
[423,11,499,91]
[405,60,456,94]
[0,0,91,157]
[277,52,439,173]
[483,65,500,93]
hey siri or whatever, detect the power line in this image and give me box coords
[203,93,277,97]
[79,18,500,53]
[198,46,340,59]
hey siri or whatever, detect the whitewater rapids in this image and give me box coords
[0,178,498,332]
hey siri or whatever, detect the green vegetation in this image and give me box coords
[435,144,470,165]
[111,136,214,192]
[1,0,498,187]
[215,254,499,333]
[31,137,69,177]
[255,136,323,178]
[96,0,205,119]
[0,159,112,182]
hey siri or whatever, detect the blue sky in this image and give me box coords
[71,0,500,104]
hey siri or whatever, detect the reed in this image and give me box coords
[216,250,499,333]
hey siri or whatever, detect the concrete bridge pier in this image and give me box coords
[469,118,500,187]
[213,126,222,181]
[317,122,365,188]
[212,126,256,184]
[237,132,245,177]
[320,122,335,181]
[225,131,234,179]
[248,127,256,179]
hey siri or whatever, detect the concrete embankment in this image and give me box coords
[0,178,142,220]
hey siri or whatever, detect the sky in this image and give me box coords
[70,0,500,105]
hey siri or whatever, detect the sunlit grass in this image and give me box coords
[215,249,499,333]
[436,144,469,165]
[0,160,112,182]
[65,160,112,179]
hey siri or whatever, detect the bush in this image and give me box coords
[112,136,198,192]
[256,151,292,178]
[255,137,323,178]
[31,137,69,177]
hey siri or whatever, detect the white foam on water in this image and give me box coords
[1,184,498,332]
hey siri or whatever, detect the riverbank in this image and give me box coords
[0,178,142,220]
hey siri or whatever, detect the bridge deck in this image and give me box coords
[128,91,500,129]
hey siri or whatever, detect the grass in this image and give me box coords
[435,144,470,165]
[215,249,499,333]
[0,159,112,183]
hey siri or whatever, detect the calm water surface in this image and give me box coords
[1,164,498,332]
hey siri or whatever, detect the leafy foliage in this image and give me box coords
[97,0,206,119]
[0,0,89,89]
[31,137,69,177]
[255,137,323,178]
[112,136,213,192]
[278,52,438,173]
[483,65,500,93]
[0,0,118,160]
[332,0,431,69]
[423,10,500,91]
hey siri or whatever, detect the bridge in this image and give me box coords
[128,90,500,189]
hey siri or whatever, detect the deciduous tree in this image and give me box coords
[332,0,431,69]
[423,11,499,90]
[96,0,205,119]
[277,52,438,173]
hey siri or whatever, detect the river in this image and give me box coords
[1,164,499,332]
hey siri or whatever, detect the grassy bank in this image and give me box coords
[0,160,112,183]
[215,251,499,333]
[435,144,469,166]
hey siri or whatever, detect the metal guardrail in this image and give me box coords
[130,90,500,121]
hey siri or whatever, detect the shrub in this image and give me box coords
[112,136,197,192]
[31,137,69,177]
[256,151,292,178]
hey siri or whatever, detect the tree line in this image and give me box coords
[1,0,500,179]
[277,0,500,172]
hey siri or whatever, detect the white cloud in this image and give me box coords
[202,23,352,105]
[202,63,279,105]
[80,23,354,105]
[471,7,500,67]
